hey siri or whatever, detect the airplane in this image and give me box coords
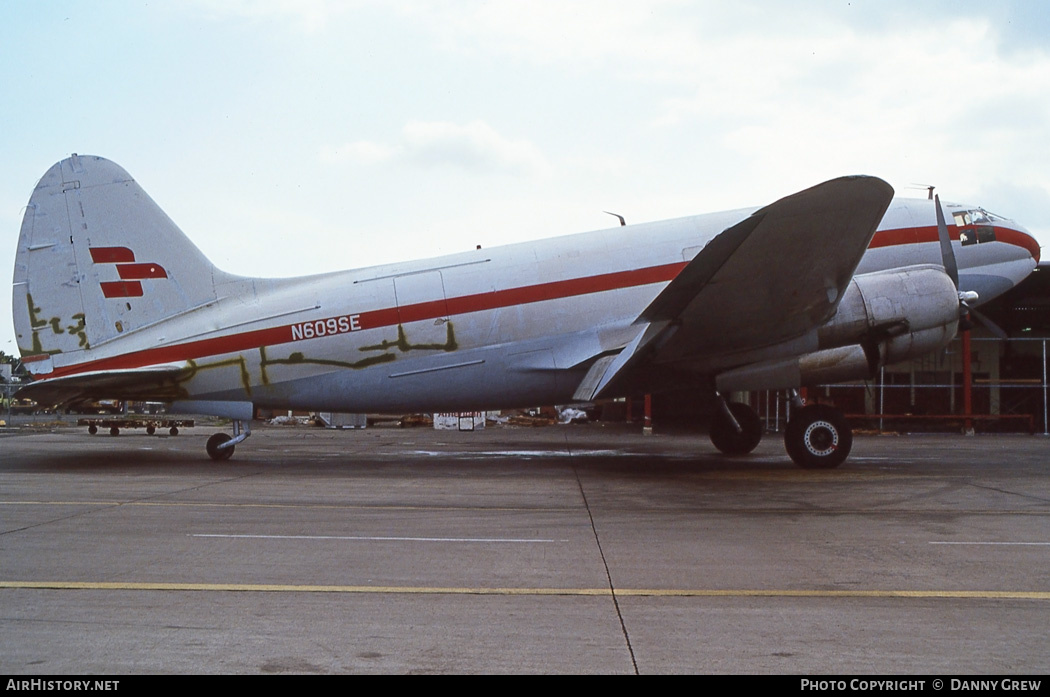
[11,154,1040,467]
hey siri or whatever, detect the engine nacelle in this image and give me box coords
[715,266,960,393]
[817,265,961,350]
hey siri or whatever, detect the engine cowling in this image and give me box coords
[715,265,960,392]
[817,264,960,351]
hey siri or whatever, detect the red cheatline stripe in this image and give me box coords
[117,263,168,279]
[869,225,1040,262]
[396,299,449,324]
[44,262,686,379]
[869,225,941,248]
[100,281,143,298]
[89,247,135,263]
[395,263,688,321]
[446,264,685,316]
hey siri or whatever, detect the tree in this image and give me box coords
[0,351,29,380]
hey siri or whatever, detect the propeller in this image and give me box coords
[934,195,1008,339]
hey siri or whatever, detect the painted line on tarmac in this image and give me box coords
[3,581,1050,599]
[410,450,623,458]
[192,533,567,543]
[0,500,571,512]
[930,541,1050,546]
[5,501,1048,516]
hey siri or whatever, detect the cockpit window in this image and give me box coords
[954,208,1006,227]
[955,208,998,246]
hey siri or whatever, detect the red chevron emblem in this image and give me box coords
[89,247,168,298]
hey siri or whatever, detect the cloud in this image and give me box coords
[401,120,549,175]
[323,120,550,176]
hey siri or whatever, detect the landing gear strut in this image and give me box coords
[784,402,852,469]
[207,419,251,461]
[709,397,763,456]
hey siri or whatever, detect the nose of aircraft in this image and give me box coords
[954,212,1041,306]
[996,221,1041,263]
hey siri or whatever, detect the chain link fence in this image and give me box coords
[753,337,1050,435]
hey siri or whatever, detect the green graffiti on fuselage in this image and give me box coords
[23,293,71,356]
[182,356,253,395]
[67,314,89,348]
[170,322,458,397]
[360,322,458,353]
[253,322,456,387]
[258,346,397,385]
[26,294,46,330]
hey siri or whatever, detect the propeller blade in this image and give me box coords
[935,194,959,288]
[967,306,1009,340]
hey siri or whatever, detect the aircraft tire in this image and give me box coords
[207,433,235,461]
[784,404,852,469]
[710,401,763,456]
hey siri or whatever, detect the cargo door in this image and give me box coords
[393,271,455,351]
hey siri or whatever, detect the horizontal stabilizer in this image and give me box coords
[15,364,190,406]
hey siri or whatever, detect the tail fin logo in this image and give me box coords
[89,247,169,298]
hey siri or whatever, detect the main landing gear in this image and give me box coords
[709,398,763,456]
[784,404,853,468]
[709,391,853,469]
[206,419,251,461]
[783,391,852,469]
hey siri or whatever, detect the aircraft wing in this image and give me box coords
[580,175,894,400]
[14,364,190,407]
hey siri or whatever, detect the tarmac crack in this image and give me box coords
[0,504,124,537]
[567,435,639,676]
[965,481,1050,505]
[0,471,267,537]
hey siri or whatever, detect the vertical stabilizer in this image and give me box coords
[13,155,224,373]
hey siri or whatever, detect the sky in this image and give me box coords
[3,0,1050,353]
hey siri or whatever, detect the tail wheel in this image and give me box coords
[710,401,763,456]
[206,433,235,461]
[784,404,852,469]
